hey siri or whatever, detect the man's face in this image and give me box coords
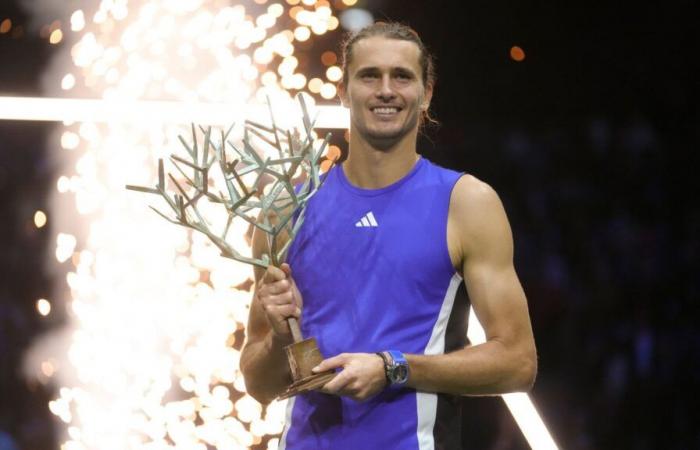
[340,36,433,149]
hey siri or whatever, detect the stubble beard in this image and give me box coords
[353,107,421,152]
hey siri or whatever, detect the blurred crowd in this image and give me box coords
[429,111,698,449]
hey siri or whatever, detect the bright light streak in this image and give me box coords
[468,307,558,449]
[502,393,558,450]
[0,96,349,128]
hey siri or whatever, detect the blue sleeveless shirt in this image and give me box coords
[283,157,466,450]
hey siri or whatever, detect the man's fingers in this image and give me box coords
[263,304,301,336]
[263,279,291,295]
[262,292,295,306]
[321,371,350,394]
[280,263,292,277]
[263,265,287,283]
[312,354,347,373]
[264,303,300,319]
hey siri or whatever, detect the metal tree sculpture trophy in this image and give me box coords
[126,96,336,399]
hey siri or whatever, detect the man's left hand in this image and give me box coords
[312,353,387,402]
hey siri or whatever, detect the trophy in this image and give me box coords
[126,95,336,399]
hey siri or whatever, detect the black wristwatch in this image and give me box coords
[376,350,409,388]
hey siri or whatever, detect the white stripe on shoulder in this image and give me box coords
[416,272,463,450]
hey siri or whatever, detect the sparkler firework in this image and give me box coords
[28,1,346,449]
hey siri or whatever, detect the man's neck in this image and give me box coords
[343,132,420,190]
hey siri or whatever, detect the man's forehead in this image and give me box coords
[350,36,422,72]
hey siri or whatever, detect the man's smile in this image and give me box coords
[370,106,403,117]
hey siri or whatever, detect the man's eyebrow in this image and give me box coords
[354,66,417,76]
[392,67,416,77]
[355,67,380,76]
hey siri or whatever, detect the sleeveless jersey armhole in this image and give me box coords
[441,173,467,278]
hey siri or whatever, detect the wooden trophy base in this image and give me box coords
[277,371,336,400]
[277,337,336,400]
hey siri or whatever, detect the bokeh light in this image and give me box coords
[37,299,52,316]
[320,50,337,66]
[49,29,64,44]
[293,25,311,41]
[510,45,526,62]
[308,77,323,93]
[326,65,342,82]
[320,82,337,99]
[70,10,85,32]
[0,18,11,34]
[34,210,48,228]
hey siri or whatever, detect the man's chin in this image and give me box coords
[365,131,409,151]
[365,124,406,139]
[352,120,417,150]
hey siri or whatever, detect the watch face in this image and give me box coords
[391,364,408,383]
[396,365,408,381]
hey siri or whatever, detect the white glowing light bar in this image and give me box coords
[0,96,350,128]
[502,393,558,450]
[468,307,559,450]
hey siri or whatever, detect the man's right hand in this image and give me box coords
[256,263,303,338]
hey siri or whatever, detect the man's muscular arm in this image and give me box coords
[240,217,301,404]
[405,175,537,395]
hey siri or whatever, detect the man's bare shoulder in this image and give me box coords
[450,174,503,222]
[448,174,512,262]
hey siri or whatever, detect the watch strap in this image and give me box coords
[375,351,391,386]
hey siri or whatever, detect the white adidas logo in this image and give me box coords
[355,211,379,228]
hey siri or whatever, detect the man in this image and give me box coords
[241,22,537,449]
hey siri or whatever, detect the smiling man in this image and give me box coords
[241,22,537,450]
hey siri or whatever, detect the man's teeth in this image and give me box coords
[373,107,398,114]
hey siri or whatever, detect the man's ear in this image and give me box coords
[421,82,434,111]
[338,82,348,108]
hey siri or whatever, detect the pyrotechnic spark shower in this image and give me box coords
[4,0,558,448]
[27,1,346,449]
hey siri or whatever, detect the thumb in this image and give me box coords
[312,354,346,373]
[280,263,292,278]
[263,264,286,283]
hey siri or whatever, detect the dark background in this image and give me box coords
[1,0,698,449]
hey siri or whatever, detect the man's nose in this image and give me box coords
[376,74,395,100]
